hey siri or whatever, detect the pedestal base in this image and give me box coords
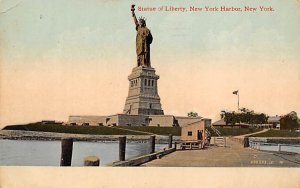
[123,66,164,115]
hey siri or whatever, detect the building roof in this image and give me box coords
[175,116,202,119]
[268,116,280,123]
[212,119,226,126]
[212,119,250,126]
[182,120,203,127]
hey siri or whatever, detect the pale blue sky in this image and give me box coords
[0,0,299,126]
[1,0,299,65]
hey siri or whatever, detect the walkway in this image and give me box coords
[143,138,300,167]
[110,126,156,135]
[234,128,269,139]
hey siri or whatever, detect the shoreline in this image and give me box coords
[0,130,180,143]
[1,129,299,144]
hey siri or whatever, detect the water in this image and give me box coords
[0,139,167,166]
[249,142,300,154]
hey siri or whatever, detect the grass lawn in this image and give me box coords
[208,127,263,136]
[251,129,300,137]
[2,123,181,136]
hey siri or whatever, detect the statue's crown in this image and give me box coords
[139,16,146,22]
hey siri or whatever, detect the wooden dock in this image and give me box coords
[142,138,300,167]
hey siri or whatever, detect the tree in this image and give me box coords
[187,112,198,117]
[220,108,268,126]
[280,111,300,130]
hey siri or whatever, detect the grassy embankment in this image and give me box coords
[251,129,300,137]
[3,123,264,137]
[2,123,181,136]
[7,123,292,137]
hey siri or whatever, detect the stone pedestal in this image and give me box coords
[123,66,164,115]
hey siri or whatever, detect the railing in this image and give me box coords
[211,126,221,136]
[249,141,300,154]
[205,129,211,137]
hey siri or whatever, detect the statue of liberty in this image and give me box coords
[131,5,153,67]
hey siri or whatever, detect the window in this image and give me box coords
[149,103,152,109]
[148,80,150,86]
[151,80,154,86]
[188,131,192,136]
[145,79,147,86]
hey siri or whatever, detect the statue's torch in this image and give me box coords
[131,4,136,17]
[131,4,135,12]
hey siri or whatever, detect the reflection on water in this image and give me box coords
[0,139,167,166]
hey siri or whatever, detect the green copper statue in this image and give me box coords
[131,5,153,67]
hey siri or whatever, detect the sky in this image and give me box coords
[0,0,299,128]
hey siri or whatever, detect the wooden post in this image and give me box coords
[60,138,73,166]
[174,142,177,150]
[119,136,126,161]
[168,134,173,149]
[244,137,249,148]
[278,144,282,152]
[150,135,156,154]
[84,156,100,166]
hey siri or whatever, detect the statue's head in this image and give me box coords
[139,17,146,26]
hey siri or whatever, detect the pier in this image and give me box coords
[143,138,300,167]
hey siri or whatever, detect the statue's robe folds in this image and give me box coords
[136,25,153,67]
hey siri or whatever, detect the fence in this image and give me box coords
[249,141,300,154]
[213,137,227,147]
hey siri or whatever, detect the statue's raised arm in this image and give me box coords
[131,5,138,27]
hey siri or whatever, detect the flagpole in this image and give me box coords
[232,90,239,112]
[238,92,239,112]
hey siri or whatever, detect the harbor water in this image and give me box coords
[0,139,167,166]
